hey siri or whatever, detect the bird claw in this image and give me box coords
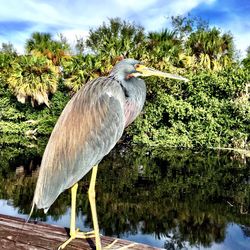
[57,228,96,249]
[104,239,137,249]
[104,239,119,249]
[73,229,96,238]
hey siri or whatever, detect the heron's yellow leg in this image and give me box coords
[88,166,136,250]
[88,165,102,250]
[58,166,135,250]
[70,182,78,236]
[58,182,95,250]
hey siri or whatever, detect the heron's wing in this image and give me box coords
[34,77,125,210]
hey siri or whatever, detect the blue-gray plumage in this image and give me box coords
[32,58,188,249]
[33,59,146,211]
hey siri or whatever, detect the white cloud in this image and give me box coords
[59,29,89,43]
[59,29,89,52]
[167,0,215,14]
[234,33,250,58]
[115,0,158,11]
[0,0,249,58]
[133,0,217,31]
[213,12,250,58]
[0,0,215,30]
[0,0,59,25]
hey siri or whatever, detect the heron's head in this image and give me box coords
[110,58,189,82]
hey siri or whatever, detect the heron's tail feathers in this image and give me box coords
[26,201,35,223]
[14,201,36,244]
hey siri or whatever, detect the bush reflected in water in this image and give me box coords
[0,136,249,248]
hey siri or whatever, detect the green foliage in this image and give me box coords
[74,37,85,55]
[242,45,250,69]
[170,16,235,71]
[186,28,234,60]
[7,54,59,106]
[62,54,103,92]
[170,15,209,38]
[243,57,250,69]
[146,29,183,66]
[25,32,70,65]
[128,66,250,149]
[86,17,146,59]
[0,43,17,81]
[0,16,250,149]
[0,77,70,136]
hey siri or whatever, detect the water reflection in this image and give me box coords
[0,136,249,249]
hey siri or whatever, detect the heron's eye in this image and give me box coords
[134,64,140,69]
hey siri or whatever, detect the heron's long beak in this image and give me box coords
[135,64,189,82]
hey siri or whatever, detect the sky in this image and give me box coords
[0,0,250,57]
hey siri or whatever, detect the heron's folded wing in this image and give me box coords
[34,77,125,210]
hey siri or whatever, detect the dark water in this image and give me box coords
[0,136,250,249]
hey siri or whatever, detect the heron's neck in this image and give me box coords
[121,77,146,127]
[108,73,146,102]
[122,77,146,107]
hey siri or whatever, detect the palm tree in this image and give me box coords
[62,54,104,92]
[0,43,17,82]
[25,32,70,66]
[25,32,52,53]
[7,55,59,106]
[86,18,146,60]
[185,27,234,70]
[242,45,250,69]
[146,29,183,67]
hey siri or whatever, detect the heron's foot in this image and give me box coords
[58,228,95,249]
[58,229,136,250]
[104,239,137,249]
[72,228,96,239]
[104,240,118,249]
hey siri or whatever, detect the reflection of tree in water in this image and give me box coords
[0,138,249,248]
[241,225,250,237]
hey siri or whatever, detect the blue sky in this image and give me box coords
[0,0,249,57]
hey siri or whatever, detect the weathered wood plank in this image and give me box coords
[0,214,161,250]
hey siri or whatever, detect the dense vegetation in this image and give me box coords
[0,16,250,149]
